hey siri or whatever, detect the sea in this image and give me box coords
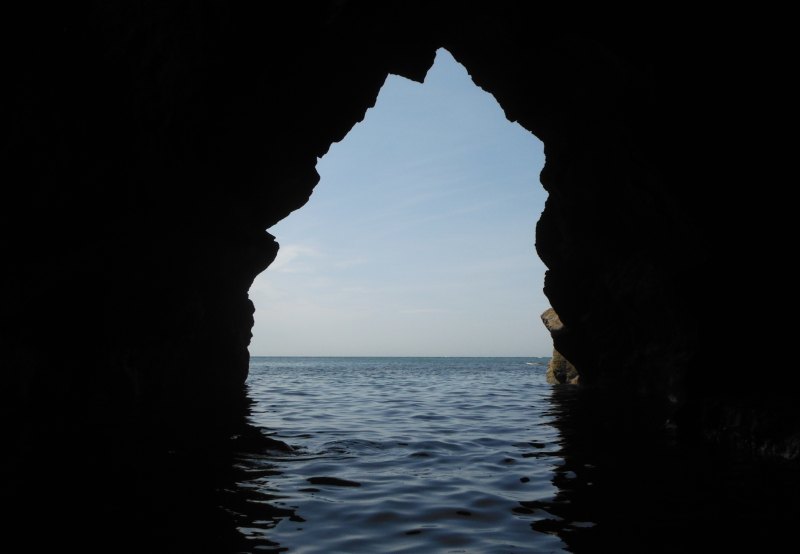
[241,356,560,554]
[4,356,798,553]
[223,357,799,554]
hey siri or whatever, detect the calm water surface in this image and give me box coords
[231,358,800,554]
[240,357,565,553]
[5,357,797,553]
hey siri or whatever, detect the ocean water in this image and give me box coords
[241,357,563,554]
[227,357,800,554]
[4,356,798,553]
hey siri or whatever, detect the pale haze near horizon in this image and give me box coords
[248,49,552,357]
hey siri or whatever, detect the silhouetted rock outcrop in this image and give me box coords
[2,2,796,459]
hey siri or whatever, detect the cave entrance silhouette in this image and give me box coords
[248,49,552,358]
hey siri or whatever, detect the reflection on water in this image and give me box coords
[1,405,297,553]
[3,358,798,553]
[235,357,800,553]
[538,385,800,554]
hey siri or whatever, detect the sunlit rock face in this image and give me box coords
[540,309,578,384]
[546,351,579,385]
[2,2,795,454]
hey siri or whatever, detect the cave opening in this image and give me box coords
[5,6,800,552]
[248,49,551,358]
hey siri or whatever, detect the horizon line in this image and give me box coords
[248,354,553,358]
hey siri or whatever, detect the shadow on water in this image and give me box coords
[5,382,799,553]
[530,385,800,554]
[1,395,297,554]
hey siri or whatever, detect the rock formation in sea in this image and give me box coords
[2,2,795,459]
[545,350,579,385]
[540,308,578,384]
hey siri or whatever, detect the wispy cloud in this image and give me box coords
[248,49,552,356]
[400,308,467,314]
[335,257,367,269]
[307,277,336,288]
[268,244,322,272]
[340,286,369,293]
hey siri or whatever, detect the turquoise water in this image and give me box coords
[240,357,564,553]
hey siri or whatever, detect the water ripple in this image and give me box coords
[239,357,563,553]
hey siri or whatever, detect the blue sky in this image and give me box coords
[248,49,551,356]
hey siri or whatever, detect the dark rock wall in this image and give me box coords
[2,2,793,453]
[444,18,703,396]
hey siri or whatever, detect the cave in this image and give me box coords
[2,1,796,551]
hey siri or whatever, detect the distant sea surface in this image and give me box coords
[243,356,561,554]
[5,357,796,553]
[238,357,799,554]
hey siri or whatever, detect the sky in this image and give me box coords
[248,49,552,357]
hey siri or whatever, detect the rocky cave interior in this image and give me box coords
[2,1,796,551]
